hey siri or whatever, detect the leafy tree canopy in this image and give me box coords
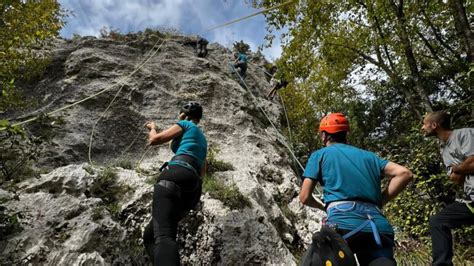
[0,0,65,114]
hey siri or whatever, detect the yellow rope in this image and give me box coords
[207,0,295,31]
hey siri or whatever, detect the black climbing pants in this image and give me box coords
[196,43,207,57]
[233,62,247,77]
[429,201,474,266]
[143,165,202,266]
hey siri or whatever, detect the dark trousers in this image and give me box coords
[143,165,201,266]
[429,202,474,265]
[337,229,396,266]
[233,62,247,77]
[196,43,207,57]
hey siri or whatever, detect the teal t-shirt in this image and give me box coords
[238,54,247,63]
[171,120,207,169]
[303,143,393,234]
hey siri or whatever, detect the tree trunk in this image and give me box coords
[390,0,433,112]
[448,0,474,64]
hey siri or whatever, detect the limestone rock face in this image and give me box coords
[0,32,324,265]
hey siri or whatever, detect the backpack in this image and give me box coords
[301,225,357,266]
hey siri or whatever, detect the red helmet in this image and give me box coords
[319,113,349,133]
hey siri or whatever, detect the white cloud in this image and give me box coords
[59,0,285,60]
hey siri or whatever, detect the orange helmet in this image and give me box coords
[319,113,350,133]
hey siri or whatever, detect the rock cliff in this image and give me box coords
[0,31,323,265]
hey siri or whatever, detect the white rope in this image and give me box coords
[278,92,293,147]
[228,63,322,195]
[87,39,166,165]
[247,61,294,147]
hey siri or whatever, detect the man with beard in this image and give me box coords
[421,111,474,266]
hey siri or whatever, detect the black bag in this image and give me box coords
[301,225,357,266]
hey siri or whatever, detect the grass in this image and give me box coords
[202,144,249,210]
[89,167,133,220]
[394,234,474,265]
[206,144,234,175]
[113,159,135,170]
[82,164,95,175]
[202,174,251,210]
[91,207,103,221]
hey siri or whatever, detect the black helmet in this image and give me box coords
[180,101,203,120]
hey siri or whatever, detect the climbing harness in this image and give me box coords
[327,201,385,248]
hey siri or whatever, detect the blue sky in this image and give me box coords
[59,0,284,61]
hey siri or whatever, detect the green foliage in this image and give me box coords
[91,207,103,221]
[89,167,132,209]
[203,143,249,209]
[106,202,121,219]
[0,210,22,240]
[252,1,474,260]
[0,1,65,113]
[202,174,251,210]
[0,120,48,183]
[394,234,474,264]
[206,144,234,175]
[82,164,96,175]
[0,1,65,187]
[233,40,251,54]
[113,159,135,170]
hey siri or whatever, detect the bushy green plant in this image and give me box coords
[0,210,22,240]
[1,1,65,113]
[114,159,135,170]
[89,167,132,208]
[0,121,48,183]
[202,174,251,210]
[206,144,234,175]
[233,40,251,54]
[91,207,103,221]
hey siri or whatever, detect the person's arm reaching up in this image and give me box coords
[146,121,183,145]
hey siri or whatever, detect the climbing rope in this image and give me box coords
[87,39,166,165]
[228,63,321,195]
[248,61,273,78]
[248,60,294,148]
[207,0,295,31]
[5,38,166,131]
[278,93,293,147]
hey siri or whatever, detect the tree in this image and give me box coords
[233,40,251,54]
[0,1,65,114]
[0,1,65,182]
[254,0,472,119]
[252,0,473,260]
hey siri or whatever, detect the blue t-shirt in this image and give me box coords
[303,143,393,234]
[171,120,207,169]
[237,54,247,63]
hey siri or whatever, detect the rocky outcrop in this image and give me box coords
[0,31,324,265]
